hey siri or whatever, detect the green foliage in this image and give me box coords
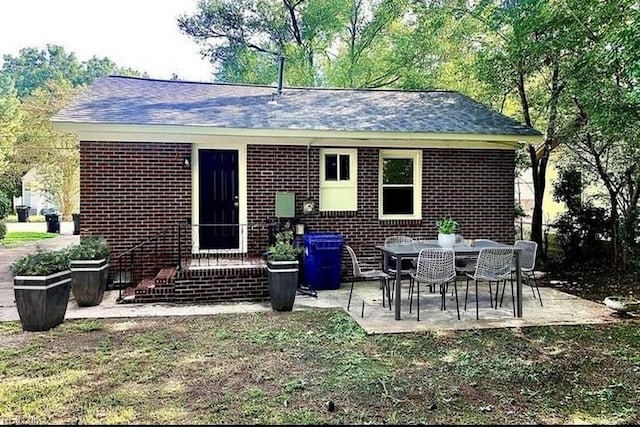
[0,75,21,177]
[0,191,10,219]
[552,167,609,264]
[68,235,110,261]
[267,230,302,261]
[0,45,146,221]
[10,249,70,277]
[0,44,144,99]
[0,220,6,242]
[18,80,81,219]
[436,217,459,234]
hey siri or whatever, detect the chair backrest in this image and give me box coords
[414,248,456,284]
[384,235,414,245]
[474,247,515,281]
[345,245,363,277]
[514,240,537,271]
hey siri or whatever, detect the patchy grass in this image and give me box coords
[2,231,58,246]
[4,214,45,223]
[1,311,639,425]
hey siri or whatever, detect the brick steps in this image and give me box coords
[155,267,177,285]
[116,258,269,304]
[118,267,177,304]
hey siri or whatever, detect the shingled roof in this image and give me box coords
[52,76,541,137]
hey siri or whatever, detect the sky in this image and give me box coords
[0,0,215,82]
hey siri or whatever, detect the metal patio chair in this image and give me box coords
[383,235,415,301]
[345,245,392,315]
[499,240,542,308]
[409,247,458,321]
[465,247,515,320]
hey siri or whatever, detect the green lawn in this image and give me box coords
[2,231,58,246]
[1,310,639,425]
[4,214,46,223]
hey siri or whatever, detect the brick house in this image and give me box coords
[51,75,542,304]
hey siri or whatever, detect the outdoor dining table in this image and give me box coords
[375,240,523,320]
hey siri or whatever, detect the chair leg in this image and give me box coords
[347,279,355,311]
[386,279,392,311]
[488,281,494,309]
[475,280,479,320]
[511,279,516,317]
[464,278,470,310]
[453,280,460,320]
[528,273,537,298]
[417,281,420,322]
[381,278,386,308]
[499,280,507,307]
[531,274,543,307]
[409,281,413,314]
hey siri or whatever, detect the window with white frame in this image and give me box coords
[379,150,422,219]
[319,148,357,211]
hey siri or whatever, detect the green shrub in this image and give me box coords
[0,220,6,242]
[0,192,10,219]
[267,230,303,261]
[68,235,110,260]
[10,249,71,277]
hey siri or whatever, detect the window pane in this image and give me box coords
[325,154,338,180]
[339,155,350,180]
[383,158,413,184]
[382,187,414,215]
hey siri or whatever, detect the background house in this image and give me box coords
[51,75,542,303]
[12,168,58,215]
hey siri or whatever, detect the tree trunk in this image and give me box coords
[529,145,548,248]
[526,63,562,251]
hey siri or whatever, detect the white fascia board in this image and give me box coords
[51,121,543,147]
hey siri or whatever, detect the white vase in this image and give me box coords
[438,233,456,248]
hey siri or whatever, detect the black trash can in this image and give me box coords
[16,206,30,223]
[72,213,80,235]
[45,213,60,234]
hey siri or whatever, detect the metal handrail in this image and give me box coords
[114,220,274,301]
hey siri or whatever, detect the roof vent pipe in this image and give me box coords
[277,55,285,96]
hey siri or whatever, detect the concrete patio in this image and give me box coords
[0,277,624,334]
[0,226,627,334]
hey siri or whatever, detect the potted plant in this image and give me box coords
[68,235,110,307]
[266,230,303,311]
[10,249,71,331]
[436,217,459,248]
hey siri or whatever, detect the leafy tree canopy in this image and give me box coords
[0,44,144,98]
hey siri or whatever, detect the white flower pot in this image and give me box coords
[438,233,456,248]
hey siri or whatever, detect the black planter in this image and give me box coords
[70,259,109,307]
[13,270,71,332]
[267,260,299,311]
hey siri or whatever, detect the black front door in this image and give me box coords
[199,149,239,250]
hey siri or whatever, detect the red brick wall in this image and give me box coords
[79,141,192,257]
[80,141,514,301]
[247,145,515,260]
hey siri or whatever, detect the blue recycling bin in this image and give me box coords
[303,232,344,290]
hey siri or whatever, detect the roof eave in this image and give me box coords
[51,121,544,145]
